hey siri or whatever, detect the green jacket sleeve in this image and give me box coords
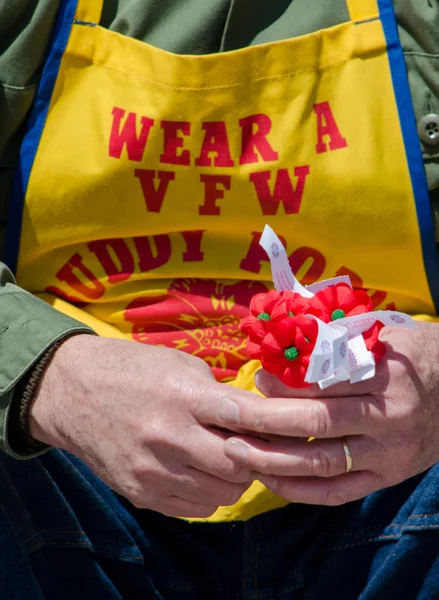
[0,262,94,459]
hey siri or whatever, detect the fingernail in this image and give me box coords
[219,398,240,425]
[254,370,262,388]
[259,475,278,492]
[225,440,248,463]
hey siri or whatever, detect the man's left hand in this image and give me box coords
[223,323,439,505]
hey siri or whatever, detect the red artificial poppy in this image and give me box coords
[307,283,372,323]
[240,289,282,345]
[241,289,308,341]
[246,338,263,360]
[241,290,310,362]
[363,321,386,363]
[271,290,309,320]
[260,315,318,388]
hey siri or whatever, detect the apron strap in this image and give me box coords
[74,0,104,25]
[346,0,379,22]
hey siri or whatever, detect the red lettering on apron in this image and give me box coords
[160,120,191,165]
[313,101,348,154]
[249,165,310,215]
[55,253,106,299]
[180,230,205,262]
[199,174,231,216]
[239,114,279,164]
[109,107,154,161]
[134,169,175,212]
[134,235,172,272]
[87,239,135,283]
[195,122,234,167]
[289,246,326,284]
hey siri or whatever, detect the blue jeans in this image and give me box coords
[1,449,439,599]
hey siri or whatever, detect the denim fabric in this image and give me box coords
[1,449,439,599]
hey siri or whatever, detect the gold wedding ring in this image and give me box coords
[341,438,353,473]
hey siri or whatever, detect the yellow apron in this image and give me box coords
[6,0,439,521]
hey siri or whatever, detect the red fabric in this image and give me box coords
[240,289,308,347]
[260,315,318,388]
[363,321,386,363]
[240,289,280,344]
[307,283,372,322]
[125,278,270,381]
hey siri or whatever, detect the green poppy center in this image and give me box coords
[331,309,346,321]
[257,312,271,321]
[284,346,299,361]
[288,311,295,317]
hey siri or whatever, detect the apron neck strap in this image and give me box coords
[346,0,379,22]
[74,0,103,25]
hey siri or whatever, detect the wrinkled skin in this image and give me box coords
[31,324,439,515]
[31,335,259,518]
[223,323,439,506]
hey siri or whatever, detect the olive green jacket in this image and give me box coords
[0,0,438,456]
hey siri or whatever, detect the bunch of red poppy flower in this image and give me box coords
[240,283,386,388]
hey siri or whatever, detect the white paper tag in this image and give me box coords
[335,310,416,338]
[305,317,348,383]
[347,334,375,383]
[306,276,352,294]
[259,225,313,297]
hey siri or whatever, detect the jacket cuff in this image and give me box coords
[0,287,95,459]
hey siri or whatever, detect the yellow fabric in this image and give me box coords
[16,0,436,521]
[346,0,379,21]
[74,2,102,24]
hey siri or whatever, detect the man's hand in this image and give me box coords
[223,324,439,506]
[30,335,262,518]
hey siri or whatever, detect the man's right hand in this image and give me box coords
[29,335,257,518]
